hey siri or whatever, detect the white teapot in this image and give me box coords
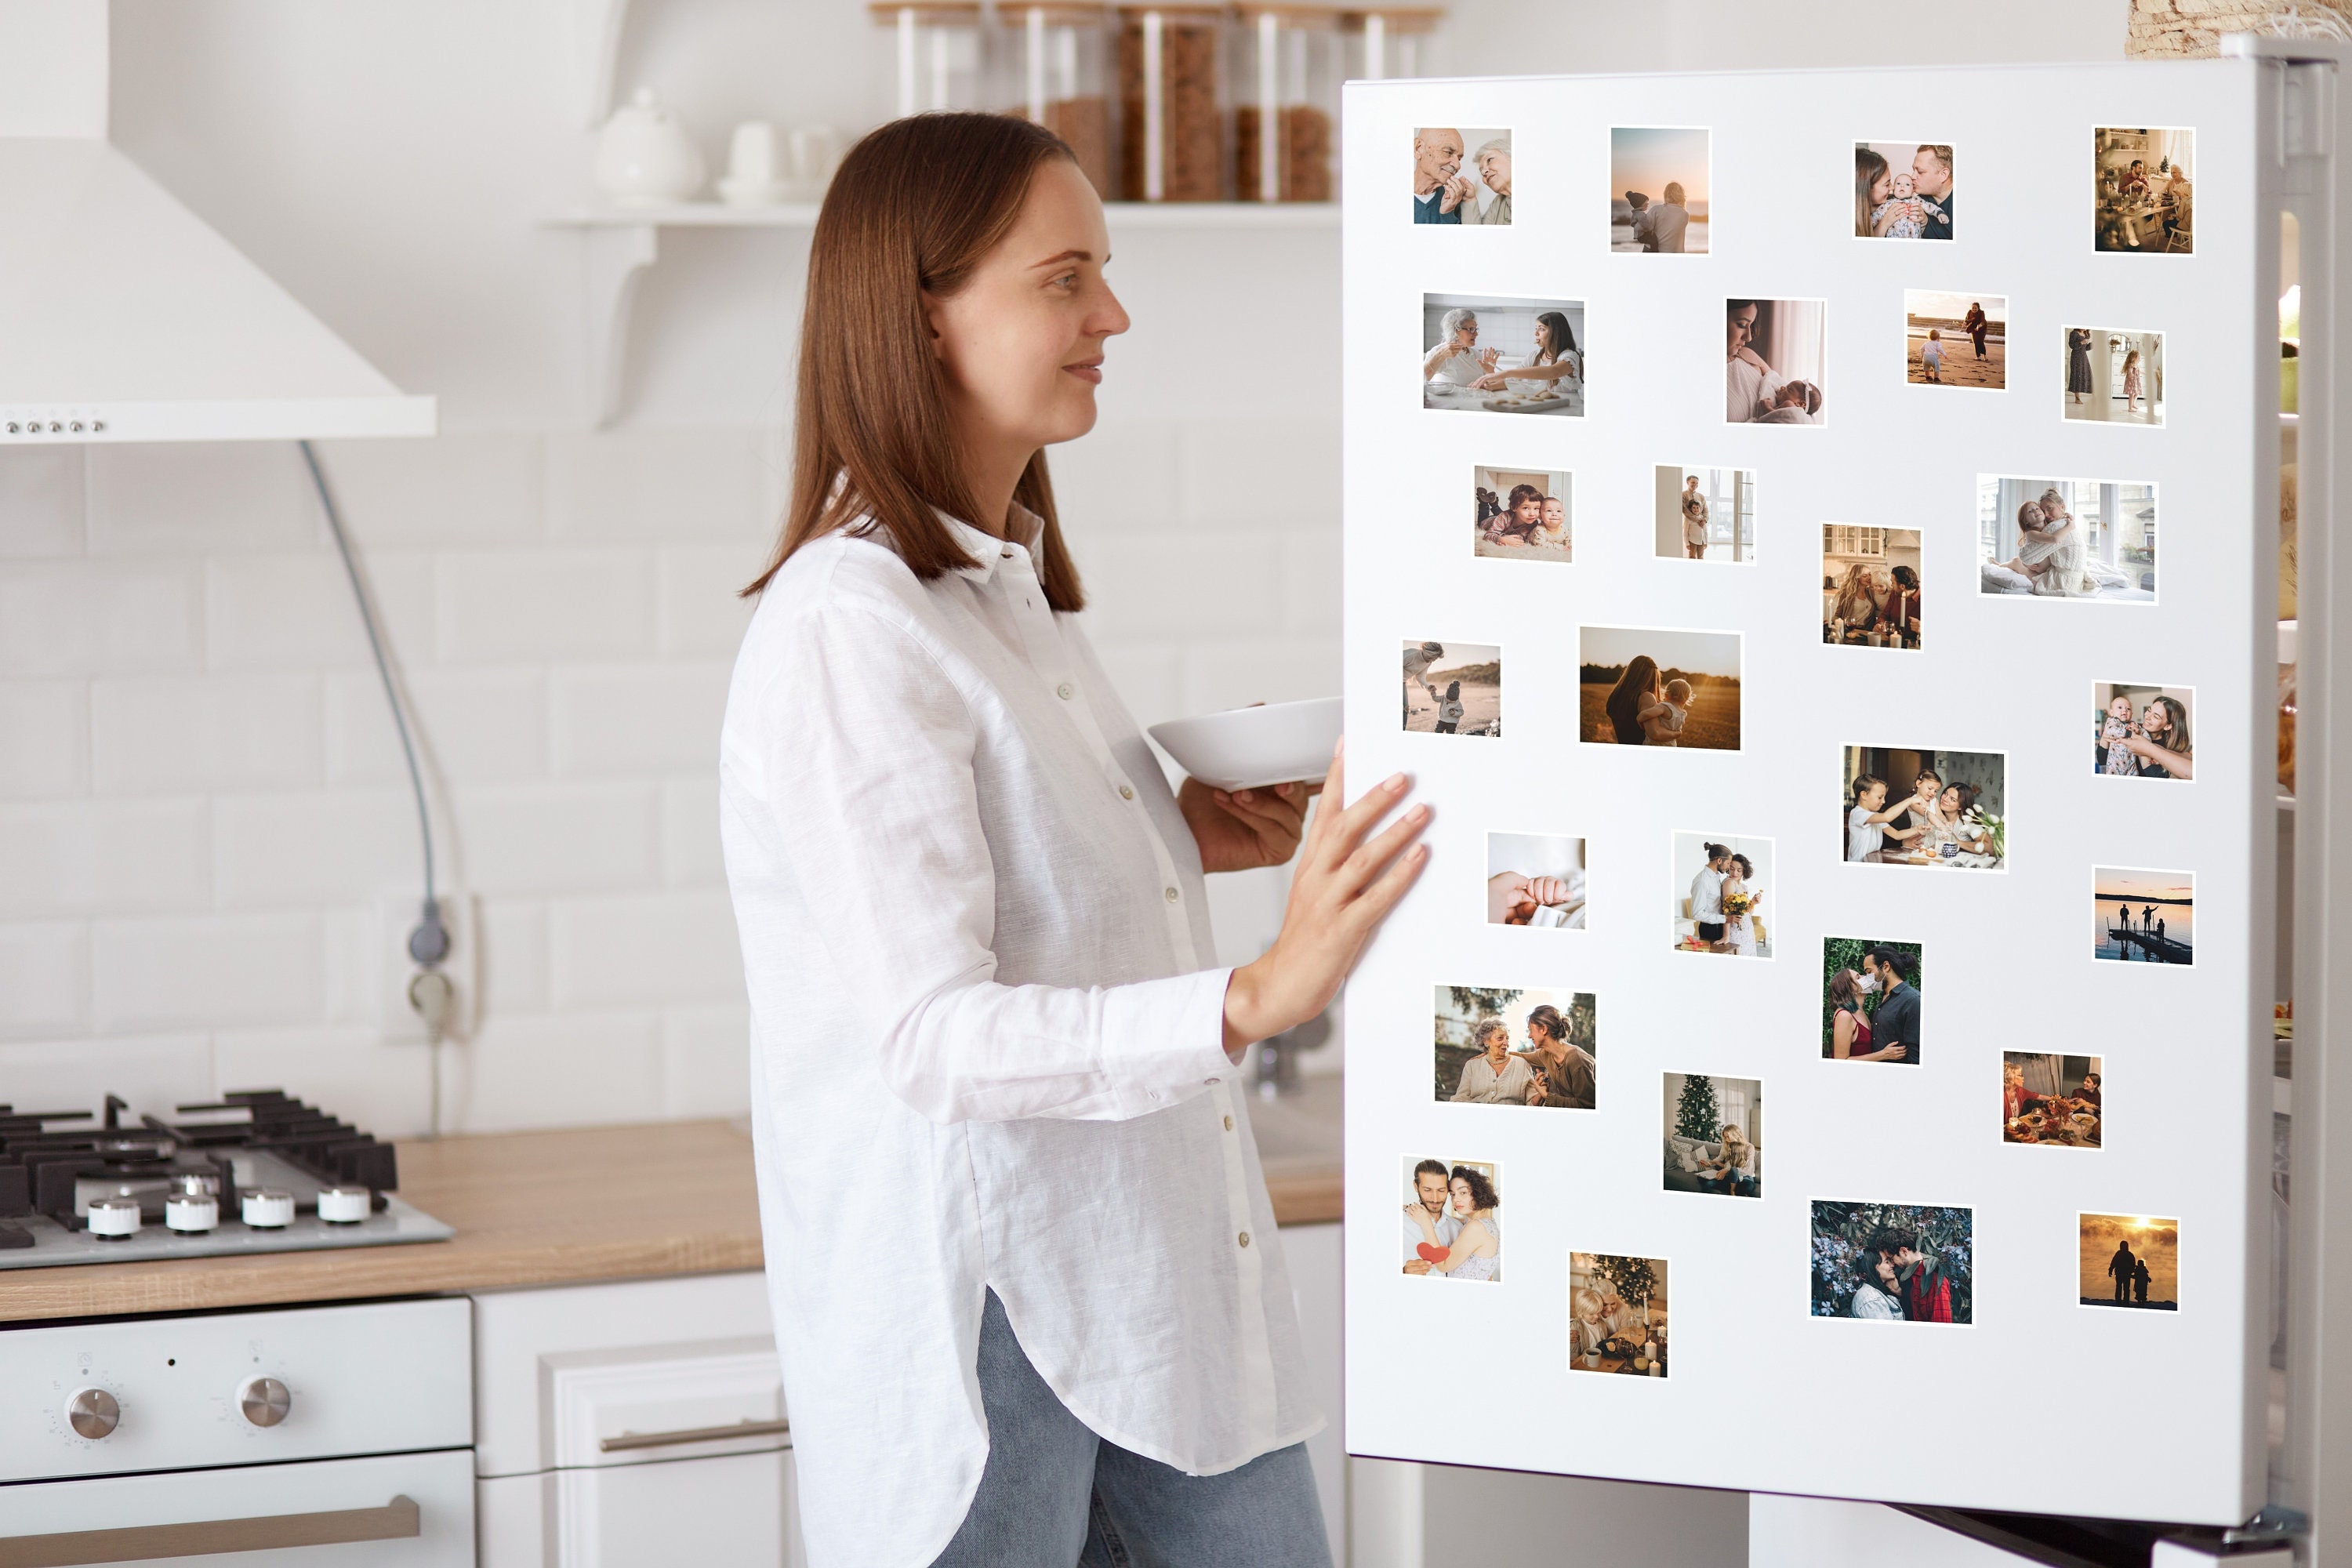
[595,87,706,207]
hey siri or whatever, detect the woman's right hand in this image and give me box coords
[1223,742,1428,1054]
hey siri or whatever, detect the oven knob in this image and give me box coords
[240,1189,294,1229]
[65,1388,120,1439]
[164,1192,219,1233]
[237,1376,292,1428]
[87,1196,141,1240]
[316,1185,371,1224]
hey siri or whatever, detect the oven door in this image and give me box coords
[0,1448,474,1566]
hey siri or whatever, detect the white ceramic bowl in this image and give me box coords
[1149,697,1341,792]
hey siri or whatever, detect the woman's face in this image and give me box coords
[2143,701,2172,739]
[925,158,1130,458]
[1482,1029,1509,1067]
[1868,168,1891,205]
[1873,1254,1898,1288]
[1939,786,1963,816]
[1726,304,1758,359]
[1450,1176,1476,1216]
[1479,148,1512,195]
[1526,1019,1553,1050]
[1534,320,1552,356]
[1454,316,1479,348]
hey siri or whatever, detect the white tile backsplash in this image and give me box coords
[0,682,89,797]
[0,798,211,916]
[87,443,319,557]
[550,664,730,776]
[90,673,324,795]
[90,913,325,1032]
[547,891,746,1008]
[0,922,89,1040]
[437,547,657,662]
[0,448,88,558]
[0,560,202,676]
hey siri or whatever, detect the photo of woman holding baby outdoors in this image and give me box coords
[1580,626,1744,751]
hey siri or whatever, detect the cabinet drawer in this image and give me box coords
[478,1451,802,1568]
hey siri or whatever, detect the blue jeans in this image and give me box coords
[928,1290,1333,1567]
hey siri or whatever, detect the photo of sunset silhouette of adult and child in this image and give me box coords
[2081,1212,2179,1310]
[1580,626,1741,750]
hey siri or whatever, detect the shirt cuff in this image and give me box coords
[1099,966,1240,1117]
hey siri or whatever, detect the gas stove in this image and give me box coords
[0,1089,452,1270]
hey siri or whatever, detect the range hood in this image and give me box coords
[0,3,433,445]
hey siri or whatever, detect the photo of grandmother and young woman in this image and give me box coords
[2091,681,2194,779]
[1403,638,1503,736]
[1656,465,1754,563]
[1977,475,2157,601]
[1401,1156,1504,1282]
[1671,832,1770,956]
[1425,294,1584,415]
[1432,985,1599,1111]
[1580,626,1742,750]
[1473,466,1573,561]
[1821,936,1925,1064]
[1412,125,1514,225]
[1726,298,1827,423]
[1856,141,1954,239]
[1486,831,1588,929]
[1822,524,1922,648]
[1610,126,1708,253]
[1569,1254,1670,1375]
[1843,746,2006,871]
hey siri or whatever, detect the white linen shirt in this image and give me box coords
[719,509,1319,1568]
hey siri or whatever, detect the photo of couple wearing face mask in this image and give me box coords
[1821,939,1924,1065]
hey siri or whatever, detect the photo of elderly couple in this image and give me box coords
[2080,1212,2179,1310]
[1402,639,1502,736]
[1486,831,1587,929]
[1856,141,1954,240]
[1473,466,1572,561]
[1581,626,1743,750]
[1977,476,2158,601]
[1672,832,1769,956]
[1610,126,1708,253]
[1821,937,1924,1064]
[1411,125,1513,224]
[1810,1200,1974,1323]
[1727,298,1827,424]
[1843,746,2006,871]
[1432,985,1598,1110]
[1822,525,1922,648]
[1569,1254,1671,1376]
[1663,1073,1761,1199]
[1401,1156,1504,1282]
[2092,682,2194,779]
[1424,295,1584,416]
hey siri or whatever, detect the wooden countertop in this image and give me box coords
[0,1120,1340,1323]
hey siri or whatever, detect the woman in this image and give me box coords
[1451,1018,1536,1103]
[1602,654,1662,745]
[1851,1250,1907,1319]
[1697,1123,1757,1196]
[1726,298,1818,423]
[2004,500,2092,597]
[1404,638,1444,726]
[1651,180,1692,253]
[1522,1001,1595,1109]
[1828,968,1906,1062]
[722,115,1428,1566]
[1482,482,1544,547]
[1425,307,1497,387]
[1472,310,1580,392]
[2067,327,2096,404]
[1409,1167,1501,1281]
[1964,301,1988,359]
[1829,562,1881,637]
[1918,782,1993,858]
[1855,146,1896,238]
[1461,134,1512,225]
[2115,694,2193,779]
[1723,852,1762,956]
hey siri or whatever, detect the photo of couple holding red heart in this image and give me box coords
[1402,1156,1503,1283]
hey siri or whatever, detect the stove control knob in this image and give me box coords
[237,1376,292,1428]
[316,1185,371,1224]
[65,1388,120,1439]
[86,1196,141,1240]
[164,1192,219,1233]
[240,1189,294,1229]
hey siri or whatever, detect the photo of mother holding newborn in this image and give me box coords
[1726,299,1828,424]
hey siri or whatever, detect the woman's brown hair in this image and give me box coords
[742,113,1087,608]
[1604,653,1660,739]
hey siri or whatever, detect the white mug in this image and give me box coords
[728,122,783,187]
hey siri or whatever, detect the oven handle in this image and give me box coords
[0,1494,418,1567]
[599,1416,791,1453]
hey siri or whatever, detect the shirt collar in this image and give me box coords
[943,504,1043,585]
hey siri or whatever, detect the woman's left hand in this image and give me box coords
[1180,777,1313,873]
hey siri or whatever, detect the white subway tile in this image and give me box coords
[87,442,317,554]
[211,790,418,909]
[437,548,655,662]
[0,923,87,1040]
[1181,636,1339,715]
[0,448,86,557]
[663,1004,750,1119]
[91,913,324,1031]
[1076,533,1279,637]
[1176,416,1341,528]
[657,544,763,657]
[548,890,745,1008]
[212,1027,433,1140]
[204,550,437,671]
[0,799,209,916]
[90,674,322,795]
[1049,419,1178,534]
[451,783,659,895]
[478,898,549,1014]
[321,907,379,1027]
[0,560,201,676]
[325,667,547,786]
[546,427,765,543]
[447,1011,664,1132]
[0,1034,215,1116]
[0,681,88,797]
[661,776,724,887]
[550,664,728,777]
[307,434,544,546]
[1274,528,1341,634]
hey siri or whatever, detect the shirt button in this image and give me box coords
[1238,1232,1252,1248]
[1206,1077,1220,1087]
[1163,886,1179,903]
[1000,546,1014,558]
[1119,784,1135,800]
[1223,1115,1234,1131]
[1057,682,1074,700]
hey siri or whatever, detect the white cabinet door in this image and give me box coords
[477,1454,803,1568]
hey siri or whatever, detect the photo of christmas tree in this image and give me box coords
[1661,1072,1761,1198]
[1570,1252,1671,1376]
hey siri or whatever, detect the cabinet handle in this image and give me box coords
[599,1417,791,1453]
[0,1494,418,1566]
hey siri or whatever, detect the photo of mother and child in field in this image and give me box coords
[1432,985,1598,1111]
[1580,626,1742,751]
[1812,1201,1974,1323]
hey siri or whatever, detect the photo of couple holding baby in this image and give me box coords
[1432,985,1598,1111]
[1401,1157,1503,1281]
[1843,747,2005,870]
[1855,142,1955,239]
[2091,682,2194,780]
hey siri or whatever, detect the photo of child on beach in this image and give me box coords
[1402,640,1501,737]
[1580,626,1741,750]
[1432,985,1598,1110]
[1978,477,2158,601]
[2090,682,2193,779]
[1570,1254,1670,1374]
[2095,867,2194,965]
[1401,1156,1504,1281]
[1424,295,1584,416]
[1610,127,1708,253]
[2004,1053,2102,1148]
[1906,291,2004,389]
[2080,1213,2178,1309]
[1412,126,1513,225]
[1726,299,1826,424]
[2094,127,2190,254]
[1842,747,2005,870]
[1473,466,1572,561]
[1486,832,1587,929]
[1656,466,1754,563]
[2063,326,2164,426]
[1856,142,1953,239]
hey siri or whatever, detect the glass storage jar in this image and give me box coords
[1231,4,1338,202]
[871,2,986,120]
[999,5,1114,197]
[1116,5,1227,201]
[1340,5,1442,81]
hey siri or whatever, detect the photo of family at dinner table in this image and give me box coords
[2093,126,2191,254]
[1432,985,1598,1111]
[2063,326,2164,426]
[1822,524,1922,648]
[1856,141,1954,239]
[1820,936,1925,1064]
[1656,465,1754,563]
[1671,832,1770,956]
[1402,638,1502,736]
[2095,866,2194,965]
[1726,298,1827,424]
[1610,126,1709,253]
[1411,125,1514,225]
[2079,1212,2179,1310]
[1569,1254,1671,1375]
[1580,626,1742,751]
[1813,1201,1975,1323]
[1662,1073,1762,1199]
[1486,831,1588,929]
[1400,1156,1504,1281]
[1978,475,2158,600]
[1843,746,2006,870]
[1906,290,2005,389]
[1424,294,1584,416]
[2004,1053,2103,1149]
[2090,681,2194,779]
[1473,466,1573,561]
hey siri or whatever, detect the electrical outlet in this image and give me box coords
[378,890,479,1044]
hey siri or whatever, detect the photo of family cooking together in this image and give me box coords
[1400,1156,1504,1282]
[1569,1254,1671,1376]
[1978,475,2158,600]
[1411,125,1514,225]
[1843,746,2007,870]
[1822,524,1922,648]
[1856,141,1954,239]
[1812,1202,1974,1323]
[1821,937,1925,1064]
[1726,298,1827,423]
[1472,466,1573,560]
[2095,866,2194,965]
[2092,681,2194,779]
[2094,125,2192,254]
[1609,126,1709,253]
[1423,293,1584,415]
[1656,465,1754,563]
[1580,626,1743,750]
[1486,831,1588,929]
[1906,290,2005,390]
[2004,1052,2103,1149]
[1402,638,1503,736]
[1432,985,1599,1111]
[2080,1213,2180,1310]
[1672,832,1770,956]
[1663,1073,1762,1199]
